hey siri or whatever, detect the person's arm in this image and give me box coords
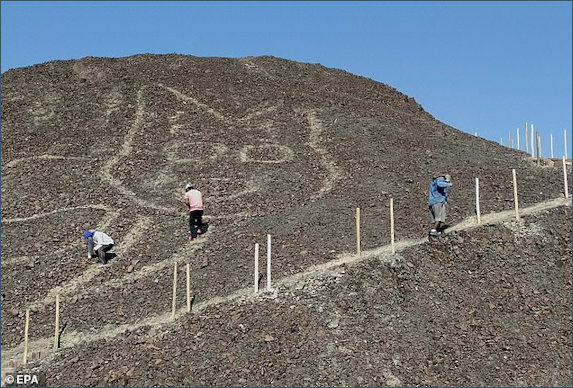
[93,233,103,251]
[87,237,94,259]
[184,194,190,210]
[437,178,452,188]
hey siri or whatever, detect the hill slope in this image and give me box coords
[1,54,571,386]
[6,202,572,387]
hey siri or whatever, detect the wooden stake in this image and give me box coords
[390,198,395,254]
[23,309,29,364]
[356,207,361,256]
[54,295,60,350]
[536,131,541,165]
[512,169,520,220]
[254,243,259,294]
[531,124,535,158]
[525,122,528,153]
[565,130,568,160]
[550,133,554,158]
[475,178,481,224]
[171,263,177,319]
[563,156,569,199]
[266,234,271,291]
[186,263,191,313]
[516,127,520,150]
[509,131,512,149]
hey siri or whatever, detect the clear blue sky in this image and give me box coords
[1,1,571,158]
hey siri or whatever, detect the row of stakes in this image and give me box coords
[499,126,568,161]
[17,162,571,366]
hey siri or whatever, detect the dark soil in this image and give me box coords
[18,206,573,387]
[1,54,571,386]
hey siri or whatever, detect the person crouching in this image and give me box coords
[82,230,114,264]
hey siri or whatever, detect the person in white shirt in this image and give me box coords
[82,230,114,264]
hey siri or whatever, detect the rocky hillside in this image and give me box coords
[1,54,571,386]
[20,206,573,387]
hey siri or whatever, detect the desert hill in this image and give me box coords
[1,54,571,386]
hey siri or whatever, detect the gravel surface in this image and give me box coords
[1,54,571,386]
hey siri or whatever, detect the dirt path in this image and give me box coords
[3,155,97,169]
[99,88,178,215]
[2,196,570,376]
[26,216,153,311]
[1,206,119,270]
[160,83,228,123]
[0,204,113,225]
[302,109,343,200]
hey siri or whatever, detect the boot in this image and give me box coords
[429,229,442,236]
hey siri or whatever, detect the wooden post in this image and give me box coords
[266,234,271,291]
[186,263,191,313]
[509,131,512,149]
[54,295,60,349]
[516,127,520,150]
[254,243,259,294]
[525,122,529,153]
[23,309,29,364]
[550,133,554,158]
[171,263,177,319]
[390,198,395,254]
[536,131,541,165]
[475,178,481,224]
[500,138,503,146]
[356,207,361,256]
[535,131,541,166]
[565,130,568,160]
[512,169,520,220]
[563,156,569,199]
[531,124,535,158]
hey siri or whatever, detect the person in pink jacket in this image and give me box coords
[184,183,204,242]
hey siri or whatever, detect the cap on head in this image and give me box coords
[444,174,451,182]
[185,183,193,191]
[82,230,95,241]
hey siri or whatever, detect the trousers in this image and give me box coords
[188,210,204,238]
